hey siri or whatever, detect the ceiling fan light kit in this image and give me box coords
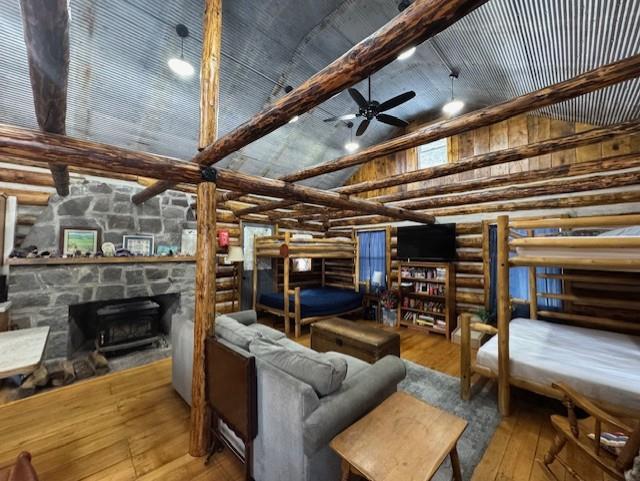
[325,77,416,136]
[168,24,194,78]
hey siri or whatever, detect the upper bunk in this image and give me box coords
[254,232,356,259]
[504,214,640,271]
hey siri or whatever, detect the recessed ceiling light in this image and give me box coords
[168,24,194,78]
[289,115,299,124]
[397,46,416,61]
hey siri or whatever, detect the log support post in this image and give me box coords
[460,313,472,401]
[527,230,538,320]
[189,168,218,457]
[496,215,511,416]
[283,232,291,335]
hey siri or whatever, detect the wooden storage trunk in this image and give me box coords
[311,318,400,364]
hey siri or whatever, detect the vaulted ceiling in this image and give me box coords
[1,0,639,189]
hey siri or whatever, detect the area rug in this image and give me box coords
[399,360,500,481]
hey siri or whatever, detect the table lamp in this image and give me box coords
[225,246,245,310]
[372,271,383,293]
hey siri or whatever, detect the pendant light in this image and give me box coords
[168,24,194,78]
[442,72,464,115]
[344,122,359,152]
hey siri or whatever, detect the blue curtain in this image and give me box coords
[488,226,562,317]
[358,230,386,289]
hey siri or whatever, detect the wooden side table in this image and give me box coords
[363,292,382,323]
[331,391,467,481]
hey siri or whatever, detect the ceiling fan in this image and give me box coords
[323,77,416,136]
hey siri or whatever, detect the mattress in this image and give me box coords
[515,244,640,259]
[259,287,364,318]
[476,318,640,411]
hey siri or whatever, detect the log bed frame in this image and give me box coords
[252,231,362,338]
[2,0,640,458]
[460,213,640,417]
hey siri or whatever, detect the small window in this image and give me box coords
[417,138,447,169]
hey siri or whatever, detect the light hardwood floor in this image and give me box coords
[0,324,611,481]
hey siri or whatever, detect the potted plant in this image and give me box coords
[379,289,399,327]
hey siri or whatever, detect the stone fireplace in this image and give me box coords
[8,261,195,360]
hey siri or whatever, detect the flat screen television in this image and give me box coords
[397,224,456,261]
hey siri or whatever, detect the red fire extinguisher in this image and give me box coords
[217,229,229,248]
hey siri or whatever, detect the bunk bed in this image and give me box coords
[252,231,363,337]
[460,214,640,417]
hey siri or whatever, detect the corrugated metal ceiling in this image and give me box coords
[0,0,638,189]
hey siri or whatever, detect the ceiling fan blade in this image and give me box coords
[323,113,357,122]
[376,113,408,128]
[348,88,369,109]
[356,119,370,136]
[377,91,416,112]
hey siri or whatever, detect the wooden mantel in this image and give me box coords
[7,256,196,266]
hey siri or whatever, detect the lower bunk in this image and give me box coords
[460,314,640,417]
[257,286,364,338]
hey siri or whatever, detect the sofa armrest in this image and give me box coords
[225,310,257,326]
[302,355,406,456]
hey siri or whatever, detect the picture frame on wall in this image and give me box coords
[181,229,197,256]
[60,227,101,256]
[123,235,154,256]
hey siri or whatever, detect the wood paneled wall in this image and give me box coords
[344,114,640,198]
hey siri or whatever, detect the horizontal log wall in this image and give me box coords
[344,114,640,198]
[388,223,486,320]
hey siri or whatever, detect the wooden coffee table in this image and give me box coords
[330,391,467,481]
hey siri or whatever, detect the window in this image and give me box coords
[357,230,387,290]
[417,138,447,169]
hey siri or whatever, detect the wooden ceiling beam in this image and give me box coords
[0,124,434,223]
[19,0,70,196]
[328,189,640,228]
[326,169,640,220]
[234,53,640,216]
[239,120,640,217]
[131,0,488,204]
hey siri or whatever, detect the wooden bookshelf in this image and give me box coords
[397,261,456,340]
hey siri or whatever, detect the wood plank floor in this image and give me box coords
[0,323,609,481]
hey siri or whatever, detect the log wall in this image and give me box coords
[345,114,640,198]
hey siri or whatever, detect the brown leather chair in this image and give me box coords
[0,452,40,481]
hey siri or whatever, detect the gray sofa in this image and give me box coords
[171,310,406,481]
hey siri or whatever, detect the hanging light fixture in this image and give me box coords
[289,115,299,123]
[397,46,416,61]
[344,122,359,152]
[168,24,194,78]
[443,72,464,115]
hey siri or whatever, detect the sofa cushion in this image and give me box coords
[249,338,347,397]
[323,351,369,381]
[275,337,309,352]
[215,315,260,350]
[247,323,286,342]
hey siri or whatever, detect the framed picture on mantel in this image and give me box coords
[60,227,101,256]
[123,235,154,256]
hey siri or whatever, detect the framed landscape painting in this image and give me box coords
[123,235,154,256]
[60,227,101,256]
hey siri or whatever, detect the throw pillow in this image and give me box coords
[249,337,347,396]
[214,315,260,350]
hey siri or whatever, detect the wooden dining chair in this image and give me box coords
[541,383,640,481]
